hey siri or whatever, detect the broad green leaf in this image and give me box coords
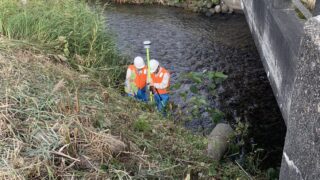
[210,109,225,123]
[207,71,228,80]
[214,72,228,79]
[207,71,216,80]
[187,72,203,84]
[198,98,207,105]
[208,83,216,90]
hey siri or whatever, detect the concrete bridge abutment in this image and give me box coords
[280,16,320,180]
[240,0,320,178]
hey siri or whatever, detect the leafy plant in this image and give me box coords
[266,167,280,180]
[173,71,228,134]
[185,72,203,84]
[244,148,264,175]
[234,121,249,144]
[178,71,228,124]
[133,115,151,132]
[171,82,182,90]
[209,109,225,123]
[211,0,220,5]
[208,162,218,176]
[228,120,275,178]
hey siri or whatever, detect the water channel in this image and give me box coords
[105,4,287,169]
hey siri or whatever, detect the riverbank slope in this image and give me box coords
[0,0,250,179]
[0,36,252,179]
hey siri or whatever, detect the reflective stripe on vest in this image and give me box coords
[129,65,147,89]
[151,67,170,94]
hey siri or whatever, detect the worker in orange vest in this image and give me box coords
[149,59,170,112]
[125,56,148,102]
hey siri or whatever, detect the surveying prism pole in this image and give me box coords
[143,40,153,102]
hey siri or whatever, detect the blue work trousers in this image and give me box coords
[154,94,169,113]
[128,86,148,102]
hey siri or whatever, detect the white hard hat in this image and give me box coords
[150,59,159,73]
[134,56,145,69]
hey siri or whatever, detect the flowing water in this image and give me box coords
[105,4,286,169]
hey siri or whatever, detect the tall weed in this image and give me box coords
[0,0,125,86]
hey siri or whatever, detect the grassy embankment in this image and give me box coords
[0,0,249,179]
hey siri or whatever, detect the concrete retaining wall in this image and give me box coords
[241,0,304,124]
[280,16,320,180]
[242,0,320,178]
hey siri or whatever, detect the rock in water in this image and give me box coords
[174,3,182,7]
[206,2,213,8]
[168,1,175,6]
[201,7,209,13]
[182,2,188,9]
[205,11,213,17]
[221,4,229,13]
[207,123,234,161]
[215,5,222,13]
[228,7,234,14]
[209,8,216,15]
[192,7,199,13]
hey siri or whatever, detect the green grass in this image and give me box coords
[133,115,152,132]
[0,0,125,87]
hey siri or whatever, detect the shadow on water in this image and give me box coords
[105,4,286,169]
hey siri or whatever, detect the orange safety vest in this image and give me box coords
[128,65,147,89]
[151,67,170,94]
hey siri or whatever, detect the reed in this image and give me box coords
[0,0,125,87]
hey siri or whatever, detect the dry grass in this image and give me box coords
[0,44,126,179]
[0,38,222,179]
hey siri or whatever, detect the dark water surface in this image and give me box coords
[105,5,286,168]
